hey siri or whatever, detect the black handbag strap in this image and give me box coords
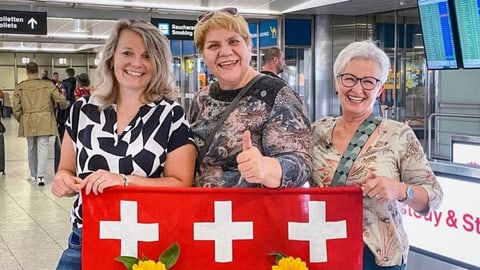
[195,74,264,171]
[331,115,382,186]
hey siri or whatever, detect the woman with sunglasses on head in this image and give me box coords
[310,40,443,269]
[189,7,312,188]
[51,19,196,270]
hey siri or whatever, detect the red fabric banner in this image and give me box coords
[82,187,363,269]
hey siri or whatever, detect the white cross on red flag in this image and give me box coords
[82,187,363,269]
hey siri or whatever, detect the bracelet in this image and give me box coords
[120,173,129,186]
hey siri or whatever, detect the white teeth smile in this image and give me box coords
[348,96,364,102]
[125,70,143,76]
[219,60,238,67]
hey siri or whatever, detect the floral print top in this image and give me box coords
[188,75,312,188]
[311,116,443,266]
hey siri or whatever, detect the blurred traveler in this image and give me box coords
[12,62,68,186]
[74,73,93,100]
[260,46,286,78]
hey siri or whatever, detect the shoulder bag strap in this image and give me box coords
[195,74,264,170]
[331,115,383,187]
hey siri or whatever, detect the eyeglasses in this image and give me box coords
[197,7,239,24]
[337,73,381,91]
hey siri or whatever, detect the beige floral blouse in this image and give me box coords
[310,116,443,267]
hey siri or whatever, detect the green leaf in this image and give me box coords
[269,251,287,265]
[115,255,139,270]
[159,242,180,269]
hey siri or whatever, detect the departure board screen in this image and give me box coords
[417,0,459,69]
[453,0,480,68]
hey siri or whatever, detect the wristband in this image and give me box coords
[120,173,129,186]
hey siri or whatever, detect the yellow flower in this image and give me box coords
[272,256,309,270]
[132,260,167,270]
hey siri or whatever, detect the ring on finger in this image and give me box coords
[375,194,380,200]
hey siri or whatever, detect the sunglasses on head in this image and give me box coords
[197,7,239,24]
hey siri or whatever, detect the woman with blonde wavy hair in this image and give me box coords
[51,19,196,270]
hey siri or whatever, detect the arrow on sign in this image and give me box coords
[27,18,38,29]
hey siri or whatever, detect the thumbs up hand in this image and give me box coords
[237,130,265,184]
[242,129,253,151]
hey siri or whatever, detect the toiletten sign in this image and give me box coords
[82,187,363,269]
[0,10,47,35]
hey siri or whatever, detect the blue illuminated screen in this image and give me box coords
[417,0,459,69]
[452,0,480,68]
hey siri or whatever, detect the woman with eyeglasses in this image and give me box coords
[310,40,443,269]
[189,7,312,188]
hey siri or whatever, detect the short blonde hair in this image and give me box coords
[194,11,251,54]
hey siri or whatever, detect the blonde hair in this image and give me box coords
[93,19,177,109]
[194,11,251,54]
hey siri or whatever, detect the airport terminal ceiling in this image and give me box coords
[0,0,418,53]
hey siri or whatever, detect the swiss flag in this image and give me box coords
[82,187,363,269]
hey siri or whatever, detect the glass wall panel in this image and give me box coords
[0,53,15,65]
[72,54,87,66]
[35,53,53,66]
[0,67,16,90]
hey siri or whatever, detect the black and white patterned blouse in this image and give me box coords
[66,96,194,228]
[188,75,312,188]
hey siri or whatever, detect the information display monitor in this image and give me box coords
[417,0,460,69]
[452,0,480,69]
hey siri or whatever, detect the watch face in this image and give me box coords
[407,186,415,199]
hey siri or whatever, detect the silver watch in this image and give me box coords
[399,185,414,202]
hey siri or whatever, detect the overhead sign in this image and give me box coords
[0,10,47,35]
[151,18,196,40]
[259,19,278,47]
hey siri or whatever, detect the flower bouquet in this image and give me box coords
[115,242,180,270]
[270,252,309,270]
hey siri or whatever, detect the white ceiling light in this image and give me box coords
[71,19,89,33]
[282,0,350,13]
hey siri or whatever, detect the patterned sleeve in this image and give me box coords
[397,123,443,214]
[167,102,195,152]
[263,86,313,188]
[310,117,337,187]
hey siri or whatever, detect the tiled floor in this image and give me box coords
[0,116,75,270]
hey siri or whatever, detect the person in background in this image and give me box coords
[260,46,286,79]
[61,68,76,105]
[54,68,76,173]
[52,71,62,91]
[12,62,68,186]
[189,7,312,188]
[40,69,51,81]
[74,73,93,100]
[310,40,443,270]
[50,19,196,270]
[0,86,4,116]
